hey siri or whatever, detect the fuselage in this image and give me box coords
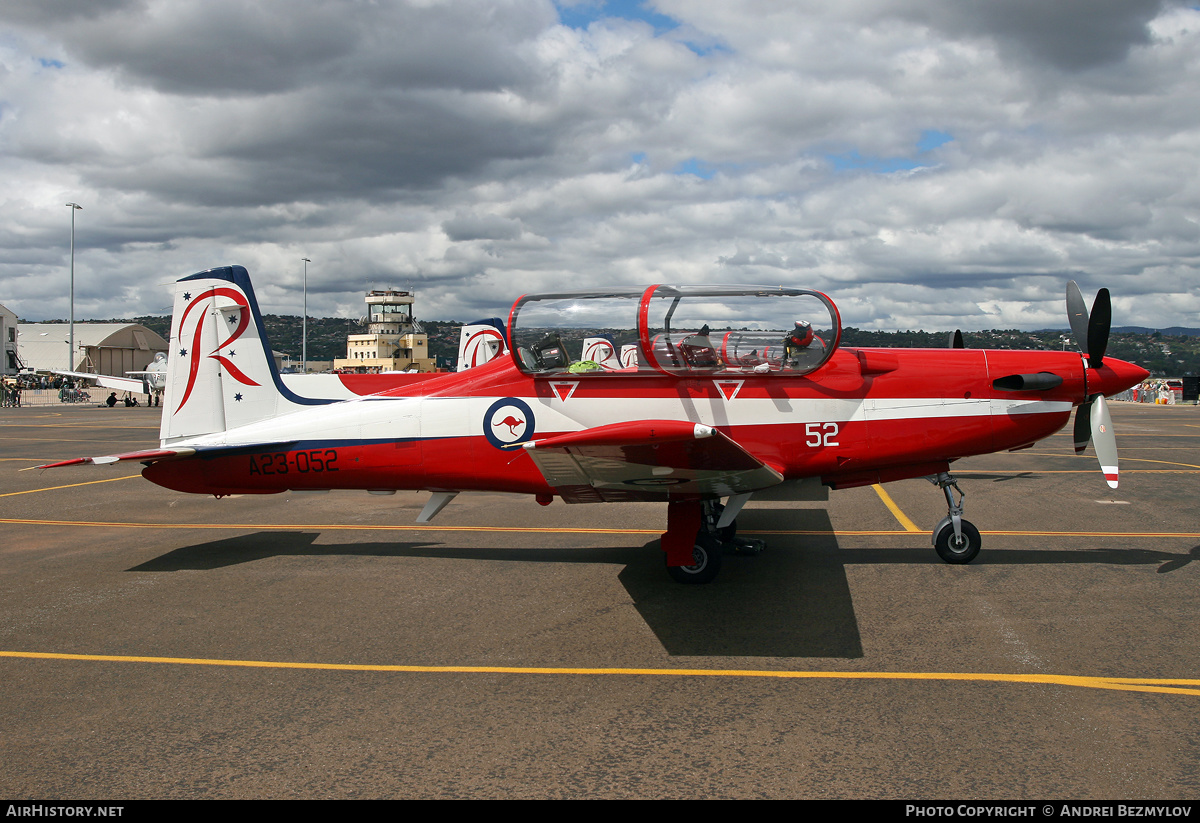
[142,345,1146,498]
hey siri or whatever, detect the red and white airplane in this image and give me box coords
[38,266,1148,583]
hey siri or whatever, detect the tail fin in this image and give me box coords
[160,265,333,444]
[456,318,507,371]
[582,335,617,366]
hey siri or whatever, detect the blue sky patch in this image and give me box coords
[828,130,954,174]
[674,158,718,179]
[917,130,953,152]
[557,1,680,33]
[556,2,725,56]
[37,57,65,69]
[828,151,921,174]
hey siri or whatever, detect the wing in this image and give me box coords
[520,420,784,502]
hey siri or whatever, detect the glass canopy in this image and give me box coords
[507,285,841,377]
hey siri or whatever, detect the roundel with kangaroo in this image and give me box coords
[483,397,535,450]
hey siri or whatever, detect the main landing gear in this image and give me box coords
[662,499,766,584]
[929,471,980,564]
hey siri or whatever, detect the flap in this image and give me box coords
[521,420,784,503]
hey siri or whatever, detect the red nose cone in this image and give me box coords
[1089,358,1150,397]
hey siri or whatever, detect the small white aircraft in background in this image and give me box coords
[53,351,169,403]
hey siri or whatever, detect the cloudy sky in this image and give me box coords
[1,0,1197,331]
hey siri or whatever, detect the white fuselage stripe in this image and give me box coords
[176,394,1073,449]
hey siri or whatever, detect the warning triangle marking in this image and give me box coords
[715,380,744,401]
[550,381,579,402]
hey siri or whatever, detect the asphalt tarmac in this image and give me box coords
[1,401,1198,799]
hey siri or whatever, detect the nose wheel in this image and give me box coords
[934,519,980,564]
[929,472,980,564]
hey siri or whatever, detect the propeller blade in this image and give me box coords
[949,329,964,349]
[1089,394,1118,488]
[1073,399,1092,454]
[1087,288,1111,368]
[1066,280,1090,354]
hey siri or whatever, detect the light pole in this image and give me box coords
[301,257,311,373]
[65,202,82,370]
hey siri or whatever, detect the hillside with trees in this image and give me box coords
[48,315,1200,377]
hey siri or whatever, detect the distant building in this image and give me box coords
[333,289,435,373]
[0,302,18,376]
[17,323,168,378]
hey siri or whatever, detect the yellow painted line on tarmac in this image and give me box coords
[1113,456,1200,470]
[2,650,1197,697]
[0,423,160,429]
[1118,458,1200,470]
[0,436,154,443]
[0,517,661,535]
[972,529,1200,537]
[1057,431,1200,437]
[955,469,1200,477]
[0,475,142,498]
[757,529,1200,538]
[2,517,1198,539]
[1018,452,1200,470]
[872,484,921,532]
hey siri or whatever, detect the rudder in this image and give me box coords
[160,265,331,444]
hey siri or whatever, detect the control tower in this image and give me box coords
[332,289,435,373]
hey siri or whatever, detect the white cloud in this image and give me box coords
[0,0,1195,338]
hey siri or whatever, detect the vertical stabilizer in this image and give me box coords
[620,344,639,368]
[582,335,617,366]
[160,265,333,444]
[456,318,507,371]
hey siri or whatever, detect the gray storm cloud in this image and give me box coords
[0,0,1195,331]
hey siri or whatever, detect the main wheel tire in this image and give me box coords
[666,535,723,584]
[934,520,981,564]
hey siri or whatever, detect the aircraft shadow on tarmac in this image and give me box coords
[959,471,1039,482]
[124,511,1198,659]
[125,511,864,658]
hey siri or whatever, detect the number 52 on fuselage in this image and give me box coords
[38,266,1147,584]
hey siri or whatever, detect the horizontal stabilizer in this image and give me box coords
[31,448,196,470]
[30,439,298,471]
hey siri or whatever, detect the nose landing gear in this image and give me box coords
[929,471,980,564]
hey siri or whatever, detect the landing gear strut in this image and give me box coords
[929,471,980,564]
[662,499,766,584]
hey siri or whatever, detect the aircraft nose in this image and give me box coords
[1088,358,1150,398]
